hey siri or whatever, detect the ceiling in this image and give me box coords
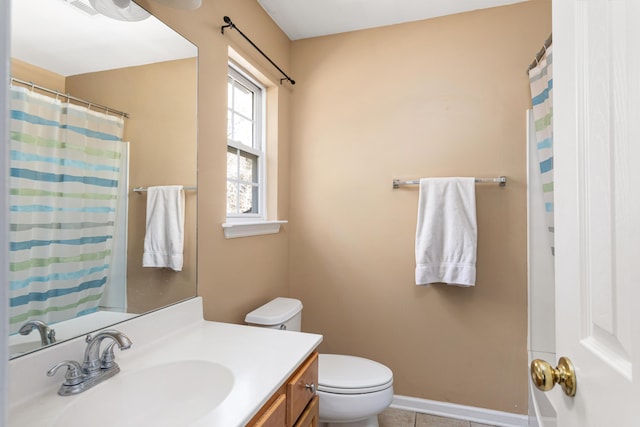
[257,0,529,40]
[11,0,529,77]
[11,0,196,77]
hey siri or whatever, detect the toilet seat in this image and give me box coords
[318,354,393,394]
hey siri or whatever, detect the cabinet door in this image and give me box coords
[254,394,286,427]
[287,352,318,426]
[293,395,319,427]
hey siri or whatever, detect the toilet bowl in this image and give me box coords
[317,354,393,427]
[245,298,394,427]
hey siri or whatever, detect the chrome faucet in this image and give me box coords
[82,330,132,375]
[47,329,132,396]
[19,320,56,346]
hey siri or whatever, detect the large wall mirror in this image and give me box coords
[8,0,198,359]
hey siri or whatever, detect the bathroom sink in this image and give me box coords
[53,360,234,427]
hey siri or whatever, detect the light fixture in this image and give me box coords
[89,0,151,21]
[151,0,201,10]
[112,0,131,7]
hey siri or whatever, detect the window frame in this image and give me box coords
[226,63,266,222]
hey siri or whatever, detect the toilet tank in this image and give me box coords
[245,297,303,331]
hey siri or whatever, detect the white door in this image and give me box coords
[549,0,640,425]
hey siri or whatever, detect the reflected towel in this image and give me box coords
[415,178,477,286]
[143,186,185,271]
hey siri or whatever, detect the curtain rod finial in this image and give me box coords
[221,16,234,34]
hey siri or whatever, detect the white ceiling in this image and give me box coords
[257,0,529,40]
[11,0,529,77]
[11,0,196,77]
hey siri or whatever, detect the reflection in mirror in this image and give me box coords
[9,0,197,358]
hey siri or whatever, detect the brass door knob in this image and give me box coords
[530,356,577,397]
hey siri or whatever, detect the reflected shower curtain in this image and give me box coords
[8,86,126,334]
[529,45,554,255]
[100,142,128,312]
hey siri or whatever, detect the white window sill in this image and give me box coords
[222,220,288,239]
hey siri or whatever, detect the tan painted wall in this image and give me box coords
[289,1,551,414]
[10,59,65,94]
[66,59,198,313]
[133,0,293,322]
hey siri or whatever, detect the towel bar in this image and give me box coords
[392,176,507,189]
[132,186,197,193]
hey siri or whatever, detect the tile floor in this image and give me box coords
[378,408,499,427]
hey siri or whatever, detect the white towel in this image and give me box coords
[142,186,185,271]
[415,178,477,286]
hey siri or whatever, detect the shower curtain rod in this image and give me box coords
[220,16,296,85]
[10,77,129,118]
[527,34,552,73]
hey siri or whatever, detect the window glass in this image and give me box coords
[239,151,257,183]
[227,65,263,218]
[233,115,253,147]
[234,83,253,118]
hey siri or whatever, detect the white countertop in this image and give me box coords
[8,298,322,426]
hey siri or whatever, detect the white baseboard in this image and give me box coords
[390,395,528,427]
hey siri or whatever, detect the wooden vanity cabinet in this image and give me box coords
[247,352,319,427]
[253,394,286,427]
[292,395,319,427]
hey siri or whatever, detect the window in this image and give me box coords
[223,61,287,238]
[227,64,264,219]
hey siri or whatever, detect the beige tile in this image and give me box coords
[415,413,470,427]
[378,408,416,427]
[469,423,498,427]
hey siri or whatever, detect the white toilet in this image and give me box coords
[245,297,394,427]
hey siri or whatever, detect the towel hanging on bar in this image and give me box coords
[142,186,185,271]
[415,178,477,286]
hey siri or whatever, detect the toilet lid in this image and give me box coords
[318,354,393,394]
[244,297,302,326]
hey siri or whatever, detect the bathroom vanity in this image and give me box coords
[8,298,322,426]
[248,352,319,427]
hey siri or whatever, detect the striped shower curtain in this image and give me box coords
[9,86,126,334]
[529,45,554,256]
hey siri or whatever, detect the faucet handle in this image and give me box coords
[100,343,117,369]
[47,328,56,344]
[47,361,84,386]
